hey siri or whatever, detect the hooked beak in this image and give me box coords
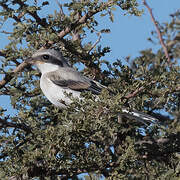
[24,57,35,64]
[24,57,44,65]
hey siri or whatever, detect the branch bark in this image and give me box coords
[143,0,171,64]
[88,32,102,53]
[0,61,28,89]
[125,81,156,99]
[56,1,113,39]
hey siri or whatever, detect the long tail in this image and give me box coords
[121,108,158,125]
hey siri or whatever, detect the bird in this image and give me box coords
[25,48,158,124]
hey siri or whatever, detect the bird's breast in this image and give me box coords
[40,74,81,108]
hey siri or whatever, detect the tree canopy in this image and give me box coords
[0,0,180,179]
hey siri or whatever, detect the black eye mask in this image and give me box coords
[41,54,63,67]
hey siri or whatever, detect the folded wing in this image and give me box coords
[47,68,103,95]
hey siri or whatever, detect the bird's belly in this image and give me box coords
[40,78,81,108]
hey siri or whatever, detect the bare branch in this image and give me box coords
[0,30,13,34]
[55,0,65,21]
[143,0,171,64]
[88,32,102,53]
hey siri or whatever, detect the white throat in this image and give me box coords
[35,62,59,74]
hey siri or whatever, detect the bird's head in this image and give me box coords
[25,48,70,74]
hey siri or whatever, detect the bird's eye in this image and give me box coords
[43,55,49,60]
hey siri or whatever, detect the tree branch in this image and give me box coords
[0,2,21,22]
[13,0,48,27]
[88,32,102,53]
[57,1,114,39]
[0,61,29,89]
[125,81,156,99]
[0,50,6,57]
[0,117,31,133]
[143,0,171,64]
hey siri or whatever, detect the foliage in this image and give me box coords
[0,0,180,179]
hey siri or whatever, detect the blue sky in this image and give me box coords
[102,0,179,60]
[0,0,179,114]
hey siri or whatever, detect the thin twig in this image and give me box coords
[125,81,156,99]
[88,32,102,53]
[55,0,65,21]
[143,0,171,64]
[0,117,31,133]
[14,0,48,27]
[57,1,114,39]
[125,79,180,99]
[0,2,21,22]
[0,30,13,34]
[0,61,28,89]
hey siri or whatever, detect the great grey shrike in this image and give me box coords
[26,48,157,124]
